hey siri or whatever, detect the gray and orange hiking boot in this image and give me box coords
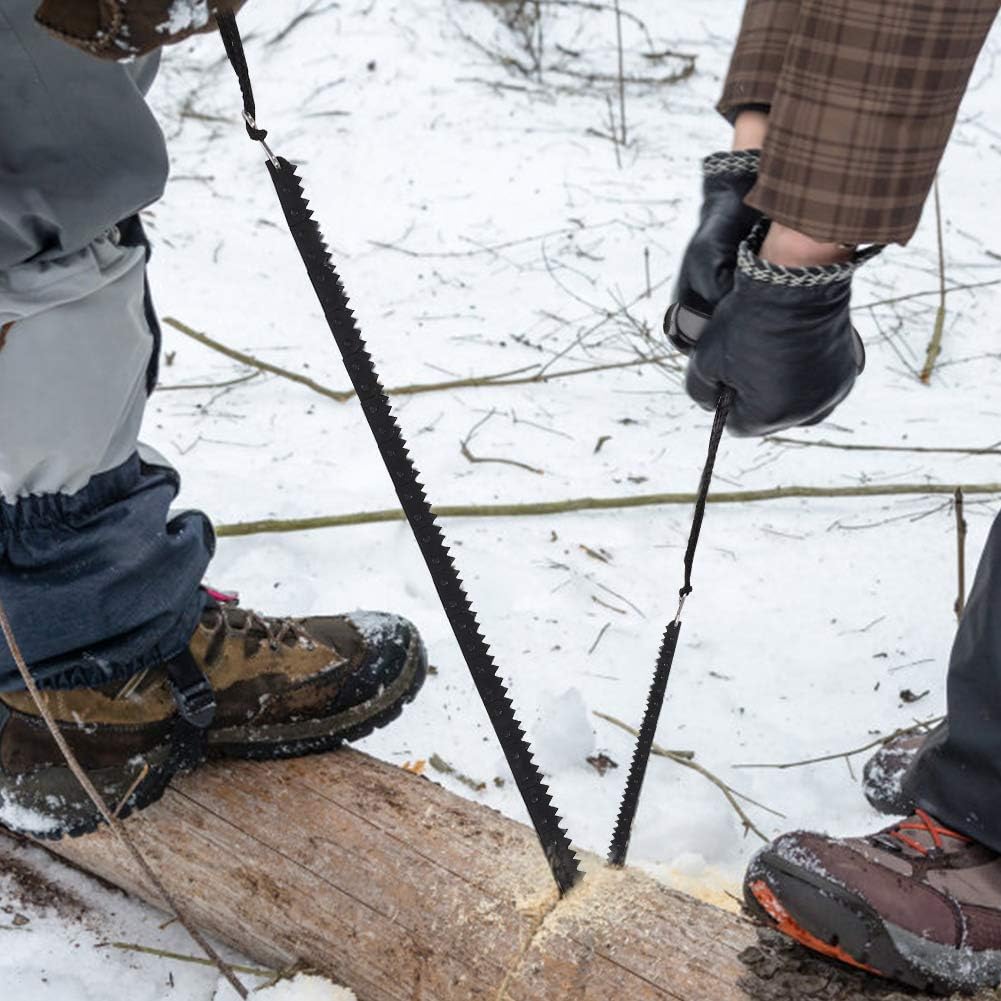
[744,809,1001,994]
[861,731,926,816]
[0,597,426,840]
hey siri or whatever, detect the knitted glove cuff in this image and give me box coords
[702,149,761,178]
[737,221,881,288]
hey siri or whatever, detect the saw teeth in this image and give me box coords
[268,160,584,895]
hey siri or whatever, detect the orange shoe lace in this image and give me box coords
[886,808,972,856]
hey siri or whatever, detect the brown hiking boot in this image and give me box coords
[0,599,426,840]
[861,731,926,816]
[744,809,1001,994]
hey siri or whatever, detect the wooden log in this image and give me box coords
[42,748,761,999]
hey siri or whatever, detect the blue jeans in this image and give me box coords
[0,1,213,690]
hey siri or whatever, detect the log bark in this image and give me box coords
[43,748,760,1000]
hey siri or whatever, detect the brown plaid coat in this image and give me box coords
[720,0,1000,245]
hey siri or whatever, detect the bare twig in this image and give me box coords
[428,753,487,792]
[156,372,262,393]
[955,487,968,620]
[595,712,781,841]
[733,716,945,771]
[919,178,948,383]
[598,94,622,168]
[269,0,340,45]
[460,411,545,475]
[214,481,1001,538]
[766,435,1001,458]
[534,0,544,82]
[548,64,695,87]
[588,622,612,654]
[163,316,676,401]
[857,277,1000,312]
[162,317,353,402]
[0,600,248,999]
[613,0,626,147]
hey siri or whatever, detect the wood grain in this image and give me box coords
[45,748,760,1000]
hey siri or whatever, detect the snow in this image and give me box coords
[533,687,596,771]
[157,1,212,35]
[7,0,1001,996]
[215,973,357,1001]
[0,799,63,837]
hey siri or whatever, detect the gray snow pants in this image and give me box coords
[0,0,213,691]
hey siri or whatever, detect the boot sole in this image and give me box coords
[7,741,184,842]
[8,631,427,841]
[745,849,1001,995]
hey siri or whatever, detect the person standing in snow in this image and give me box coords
[0,2,426,838]
[669,0,1001,992]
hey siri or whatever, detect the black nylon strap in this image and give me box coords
[160,648,215,780]
[165,648,217,729]
[682,387,734,598]
[216,11,267,141]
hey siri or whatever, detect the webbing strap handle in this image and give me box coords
[680,387,734,607]
[216,11,266,140]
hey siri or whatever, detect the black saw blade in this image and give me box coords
[607,388,732,868]
[266,156,582,895]
[607,620,681,867]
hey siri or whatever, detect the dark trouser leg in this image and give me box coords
[904,513,1001,850]
[0,0,214,691]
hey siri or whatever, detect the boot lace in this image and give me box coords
[204,604,315,665]
[884,808,972,856]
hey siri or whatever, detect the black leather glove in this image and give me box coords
[665,149,762,354]
[686,222,879,437]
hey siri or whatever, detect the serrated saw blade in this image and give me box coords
[607,621,681,867]
[265,156,583,895]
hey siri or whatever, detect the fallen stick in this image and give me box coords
[161,316,675,403]
[214,481,1001,537]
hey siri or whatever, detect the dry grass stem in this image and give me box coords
[106,941,275,978]
[215,481,1001,538]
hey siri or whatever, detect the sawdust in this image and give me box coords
[643,861,742,912]
[494,856,634,1000]
[738,928,998,1001]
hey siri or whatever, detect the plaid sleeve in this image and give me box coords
[718,0,802,120]
[745,0,1000,245]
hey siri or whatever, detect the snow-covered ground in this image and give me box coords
[5,0,1001,996]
